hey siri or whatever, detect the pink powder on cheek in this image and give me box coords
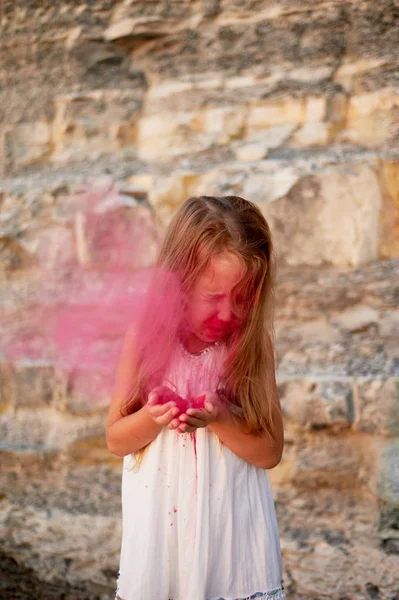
[203,314,240,334]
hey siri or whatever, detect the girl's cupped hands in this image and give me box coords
[147,388,181,427]
[169,391,221,434]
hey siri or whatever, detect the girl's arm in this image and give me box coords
[106,403,163,458]
[208,399,284,470]
[105,324,178,457]
[209,337,284,470]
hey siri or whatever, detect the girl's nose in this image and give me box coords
[218,299,232,323]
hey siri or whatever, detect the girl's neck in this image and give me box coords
[180,330,215,355]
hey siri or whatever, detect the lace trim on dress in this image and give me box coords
[116,591,285,600]
[179,339,221,358]
[210,586,286,600]
[115,578,285,600]
[167,588,286,600]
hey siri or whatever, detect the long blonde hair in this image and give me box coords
[120,195,278,460]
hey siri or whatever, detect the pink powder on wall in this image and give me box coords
[2,184,226,411]
[1,184,188,406]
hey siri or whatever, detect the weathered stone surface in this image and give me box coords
[378,439,399,506]
[0,363,67,410]
[290,122,329,147]
[379,159,399,259]
[275,487,398,600]
[52,90,142,163]
[235,141,268,162]
[0,406,106,453]
[330,305,380,333]
[235,125,295,161]
[280,379,353,431]
[6,122,52,167]
[261,163,381,267]
[1,0,399,597]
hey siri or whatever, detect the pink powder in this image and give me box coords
[154,386,206,415]
[154,385,188,415]
[189,394,206,410]
[190,432,197,461]
[1,184,222,409]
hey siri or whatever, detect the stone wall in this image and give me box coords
[0,1,398,599]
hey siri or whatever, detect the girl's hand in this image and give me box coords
[172,392,222,434]
[146,388,180,427]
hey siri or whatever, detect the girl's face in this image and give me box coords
[185,251,247,344]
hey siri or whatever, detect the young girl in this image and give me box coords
[106,195,286,600]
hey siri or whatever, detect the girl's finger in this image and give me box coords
[185,408,200,418]
[177,423,196,433]
[204,401,216,413]
[147,391,158,405]
[168,417,181,430]
[158,407,179,425]
[182,409,211,421]
[149,402,176,417]
[180,415,207,428]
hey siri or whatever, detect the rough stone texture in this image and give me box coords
[0,1,399,599]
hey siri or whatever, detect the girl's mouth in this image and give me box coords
[206,326,227,337]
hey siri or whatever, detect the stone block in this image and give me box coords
[0,405,106,452]
[202,105,247,141]
[304,96,326,122]
[330,305,379,333]
[291,433,369,489]
[379,159,399,259]
[128,174,153,192]
[67,434,116,466]
[1,363,67,410]
[348,88,399,120]
[19,225,75,271]
[279,378,353,431]
[291,122,329,147]
[65,369,114,415]
[149,172,204,224]
[104,16,169,41]
[73,198,160,270]
[287,66,333,85]
[338,111,399,147]
[52,91,140,162]
[334,58,388,92]
[235,142,268,162]
[5,122,51,169]
[377,439,399,550]
[353,379,399,436]
[261,163,381,267]
[235,125,295,160]
[247,97,305,132]
[136,110,211,160]
[378,498,399,554]
[242,166,301,204]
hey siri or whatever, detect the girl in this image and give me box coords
[106,195,286,600]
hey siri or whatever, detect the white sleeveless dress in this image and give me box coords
[114,340,286,600]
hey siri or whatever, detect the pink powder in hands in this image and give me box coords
[188,394,206,410]
[154,385,188,416]
[154,387,206,416]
